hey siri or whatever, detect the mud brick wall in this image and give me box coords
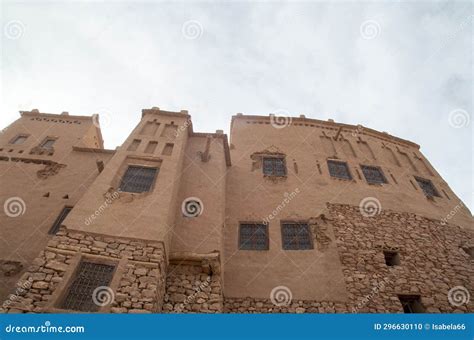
[1,228,166,314]
[224,203,474,313]
[163,263,223,313]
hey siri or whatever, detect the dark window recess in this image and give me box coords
[361,165,387,184]
[239,223,269,250]
[398,295,425,313]
[383,251,400,266]
[462,247,474,259]
[61,261,115,312]
[48,206,73,234]
[415,177,440,197]
[41,139,56,149]
[327,160,352,180]
[281,223,313,250]
[262,157,286,176]
[119,166,158,193]
[11,135,28,145]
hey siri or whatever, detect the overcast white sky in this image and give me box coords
[0,0,472,211]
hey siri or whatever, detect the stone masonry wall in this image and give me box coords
[0,228,166,314]
[224,203,474,313]
[163,263,223,313]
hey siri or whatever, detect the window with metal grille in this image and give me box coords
[361,165,387,184]
[398,295,425,313]
[281,222,313,250]
[48,206,73,235]
[414,177,440,197]
[41,138,56,149]
[239,223,269,250]
[61,261,115,312]
[119,166,158,193]
[262,157,286,176]
[327,160,352,180]
[10,135,28,145]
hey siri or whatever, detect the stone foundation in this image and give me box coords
[163,261,223,313]
[0,228,166,314]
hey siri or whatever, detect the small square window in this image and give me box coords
[327,160,352,180]
[10,135,28,145]
[383,251,400,266]
[415,177,440,197]
[48,206,73,235]
[119,165,158,193]
[361,165,387,184]
[239,223,269,250]
[281,222,313,250]
[41,138,56,149]
[262,157,286,176]
[61,261,115,312]
[398,295,425,313]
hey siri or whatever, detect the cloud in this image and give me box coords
[0,1,471,210]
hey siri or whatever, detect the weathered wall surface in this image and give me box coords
[0,111,114,301]
[224,203,474,313]
[0,228,166,314]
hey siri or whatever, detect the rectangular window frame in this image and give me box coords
[40,137,57,150]
[327,160,352,180]
[360,165,388,184]
[9,134,29,145]
[414,176,440,197]
[281,221,314,250]
[118,165,159,193]
[48,206,73,235]
[398,295,425,313]
[262,156,287,177]
[238,222,269,251]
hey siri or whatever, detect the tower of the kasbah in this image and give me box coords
[0,107,472,314]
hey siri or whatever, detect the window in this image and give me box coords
[127,139,141,151]
[327,160,352,180]
[415,177,440,197]
[61,261,115,312]
[462,247,474,259]
[10,135,28,145]
[239,223,269,250]
[48,206,73,235]
[361,165,387,184]
[119,165,158,193]
[383,251,400,266]
[262,157,286,176]
[144,141,158,154]
[41,138,56,149]
[281,222,313,250]
[398,295,425,313]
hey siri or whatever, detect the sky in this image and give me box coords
[0,0,472,211]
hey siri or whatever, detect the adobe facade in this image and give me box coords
[0,107,472,314]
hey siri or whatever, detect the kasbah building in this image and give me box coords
[0,107,472,314]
